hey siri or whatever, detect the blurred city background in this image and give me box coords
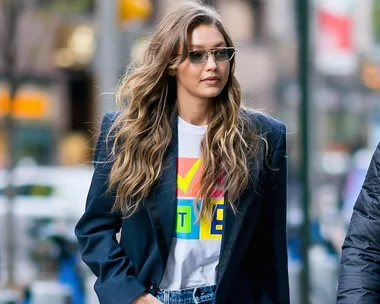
[0,0,378,303]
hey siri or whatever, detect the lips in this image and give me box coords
[202,76,220,81]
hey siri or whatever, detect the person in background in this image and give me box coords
[337,142,380,303]
[75,1,289,303]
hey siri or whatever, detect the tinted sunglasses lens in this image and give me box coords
[189,51,207,64]
[215,48,235,61]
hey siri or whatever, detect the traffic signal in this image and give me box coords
[117,0,152,24]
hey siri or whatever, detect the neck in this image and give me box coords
[176,95,212,126]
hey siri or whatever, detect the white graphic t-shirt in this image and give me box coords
[159,116,225,290]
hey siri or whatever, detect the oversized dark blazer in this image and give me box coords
[75,110,289,304]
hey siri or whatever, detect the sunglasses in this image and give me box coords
[187,47,236,65]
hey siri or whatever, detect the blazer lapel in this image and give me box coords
[145,116,178,270]
[218,178,264,282]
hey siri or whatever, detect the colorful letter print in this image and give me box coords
[175,198,224,240]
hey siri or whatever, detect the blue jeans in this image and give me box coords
[156,285,216,304]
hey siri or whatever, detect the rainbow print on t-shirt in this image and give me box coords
[175,157,225,240]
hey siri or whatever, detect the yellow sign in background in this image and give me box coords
[0,86,50,120]
[117,0,152,24]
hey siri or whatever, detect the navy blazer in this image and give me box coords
[75,111,289,304]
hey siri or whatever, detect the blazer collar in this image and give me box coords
[145,115,178,269]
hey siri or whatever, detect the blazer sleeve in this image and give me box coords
[75,113,147,304]
[337,143,380,304]
[252,123,290,303]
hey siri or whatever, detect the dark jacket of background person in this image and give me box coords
[75,111,289,304]
[337,142,380,303]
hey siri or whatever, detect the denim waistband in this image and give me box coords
[156,284,216,304]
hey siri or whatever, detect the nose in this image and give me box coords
[205,52,217,70]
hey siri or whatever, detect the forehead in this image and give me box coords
[188,24,226,48]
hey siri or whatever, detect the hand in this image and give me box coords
[132,293,163,304]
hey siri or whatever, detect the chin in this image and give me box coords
[200,94,220,99]
[199,89,223,99]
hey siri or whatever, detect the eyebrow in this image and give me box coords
[189,41,226,48]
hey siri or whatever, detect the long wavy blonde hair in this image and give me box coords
[107,1,265,219]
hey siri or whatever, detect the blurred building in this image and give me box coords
[0,0,296,167]
[0,1,96,167]
[0,0,378,174]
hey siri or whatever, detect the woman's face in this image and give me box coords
[175,24,231,102]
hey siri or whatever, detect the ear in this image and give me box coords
[168,68,177,76]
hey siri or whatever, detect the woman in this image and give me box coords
[75,2,289,304]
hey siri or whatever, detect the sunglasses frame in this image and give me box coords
[187,47,236,65]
